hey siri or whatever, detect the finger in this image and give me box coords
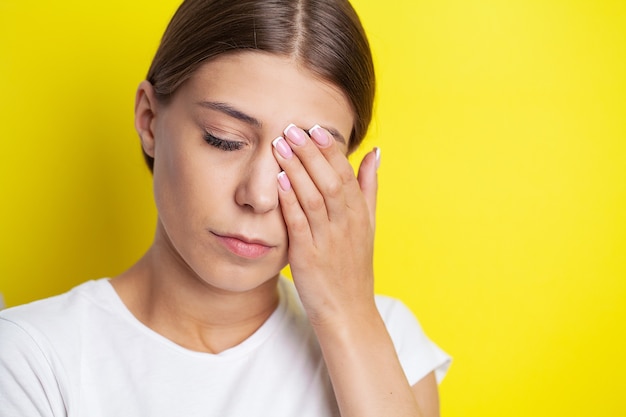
[272,135,333,238]
[276,171,313,247]
[308,125,368,216]
[356,147,380,230]
[282,125,347,222]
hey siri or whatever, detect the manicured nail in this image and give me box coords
[272,136,293,159]
[277,171,291,191]
[308,124,330,147]
[283,123,306,146]
[374,147,381,169]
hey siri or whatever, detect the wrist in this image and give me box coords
[308,300,383,340]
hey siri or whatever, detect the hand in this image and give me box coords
[272,123,380,326]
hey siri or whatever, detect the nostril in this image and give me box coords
[234,148,282,212]
[236,179,279,213]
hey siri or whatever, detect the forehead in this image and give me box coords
[174,52,355,143]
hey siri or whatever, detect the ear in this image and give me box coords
[134,80,159,158]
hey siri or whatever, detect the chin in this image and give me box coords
[194,264,283,294]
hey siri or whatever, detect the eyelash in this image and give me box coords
[203,133,244,151]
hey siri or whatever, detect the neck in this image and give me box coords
[111,243,280,354]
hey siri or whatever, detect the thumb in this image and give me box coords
[357,147,380,229]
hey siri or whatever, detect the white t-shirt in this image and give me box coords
[0,277,450,417]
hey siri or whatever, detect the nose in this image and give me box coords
[234,147,281,213]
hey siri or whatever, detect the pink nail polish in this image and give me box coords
[272,136,293,159]
[277,171,291,191]
[374,147,381,169]
[283,124,306,146]
[308,124,330,147]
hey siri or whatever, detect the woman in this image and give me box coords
[0,0,450,416]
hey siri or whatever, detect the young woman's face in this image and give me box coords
[144,52,354,292]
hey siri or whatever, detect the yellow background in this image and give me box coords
[1,1,625,416]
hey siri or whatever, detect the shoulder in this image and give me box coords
[0,280,113,416]
[0,279,117,359]
[273,278,451,384]
[374,294,452,385]
[374,294,422,327]
[373,294,430,354]
[1,279,113,331]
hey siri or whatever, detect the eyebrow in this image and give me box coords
[197,101,262,128]
[323,127,346,144]
[196,100,346,144]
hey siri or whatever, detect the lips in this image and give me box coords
[213,232,273,259]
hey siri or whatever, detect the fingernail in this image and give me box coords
[283,123,306,146]
[272,136,293,159]
[277,171,291,191]
[374,147,381,169]
[308,124,330,147]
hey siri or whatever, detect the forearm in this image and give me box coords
[274,126,427,415]
[313,305,423,417]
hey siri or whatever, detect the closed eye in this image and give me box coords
[203,133,244,151]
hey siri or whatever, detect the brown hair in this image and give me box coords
[144,0,375,170]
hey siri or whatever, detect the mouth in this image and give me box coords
[212,232,274,259]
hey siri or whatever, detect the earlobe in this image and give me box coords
[135,80,158,158]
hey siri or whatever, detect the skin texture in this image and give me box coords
[112,51,439,416]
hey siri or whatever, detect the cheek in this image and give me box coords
[154,151,250,222]
[151,146,204,217]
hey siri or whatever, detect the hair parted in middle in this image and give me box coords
[142,0,376,170]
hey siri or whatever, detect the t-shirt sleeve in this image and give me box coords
[0,317,66,417]
[375,296,451,385]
